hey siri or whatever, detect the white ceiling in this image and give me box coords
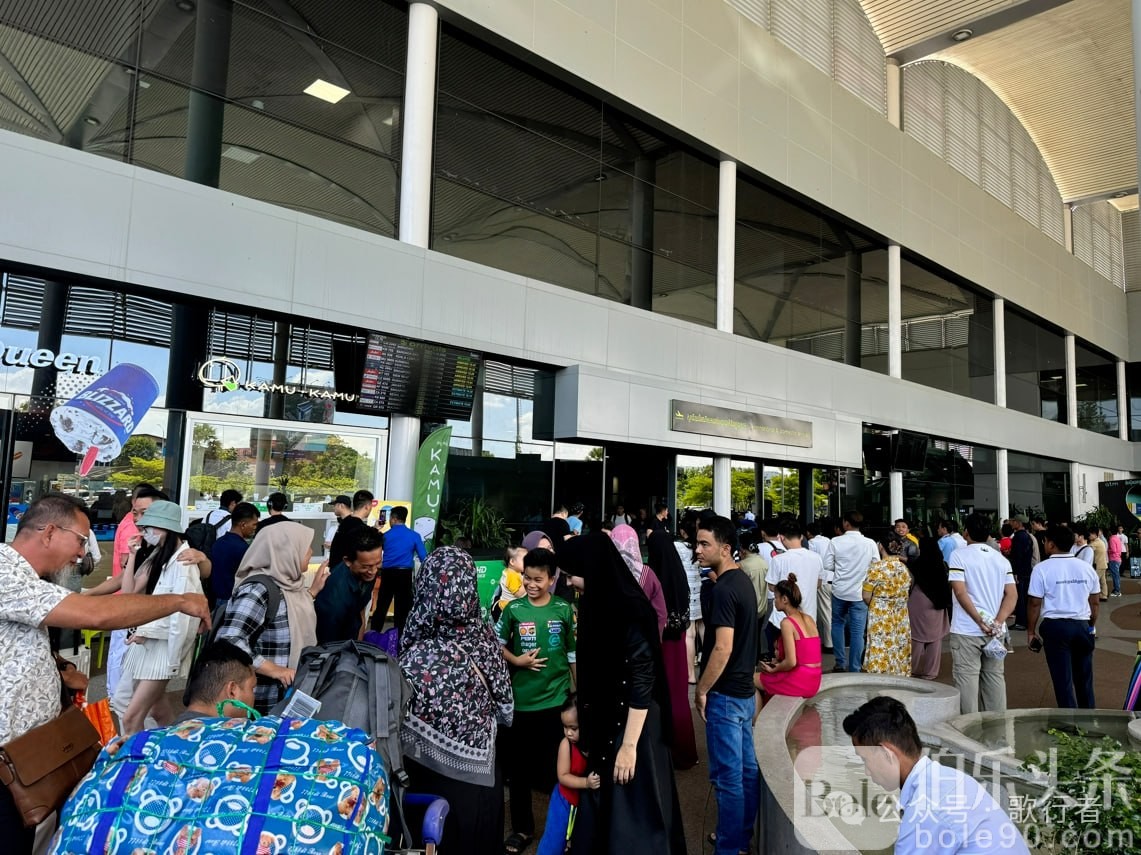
[859,0,1135,203]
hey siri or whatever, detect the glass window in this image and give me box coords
[899,257,993,403]
[1008,451,1070,521]
[734,175,887,370]
[433,28,719,324]
[1074,340,1118,436]
[1,1,406,237]
[184,414,384,556]
[1003,306,1066,423]
[857,426,998,529]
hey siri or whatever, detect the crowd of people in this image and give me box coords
[0,485,1130,855]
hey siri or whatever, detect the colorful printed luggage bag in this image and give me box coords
[50,716,390,854]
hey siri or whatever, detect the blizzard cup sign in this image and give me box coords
[197,357,358,403]
[50,363,161,476]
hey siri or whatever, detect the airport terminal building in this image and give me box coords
[0,0,1137,536]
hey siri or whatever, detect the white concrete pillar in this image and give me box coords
[996,448,1010,520]
[1070,460,1083,519]
[713,456,732,516]
[1063,204,1074,253]
[888,244,902,378]
[716,161,737,334]
[889,470,903,522]
[388,2,441,501]
[1064,333,1078,428]
[398,2,438,249]
[886,58,901,130]
[993,297,1006,407]
[1117,359,1129,440]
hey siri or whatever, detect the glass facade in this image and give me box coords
[899,258,993,403]
[733,176,886,368]
[1004,306,1067,423]
[0,0,406,236]
[432,27,720,326]
[854,427,999,529]
[1007,451,1071,521]
[1073,340,1118,436]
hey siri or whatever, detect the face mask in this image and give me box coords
[141,528,162,547]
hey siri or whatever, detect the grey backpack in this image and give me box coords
[270,640,411,787]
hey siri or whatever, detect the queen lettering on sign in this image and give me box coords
[50,363,160,476]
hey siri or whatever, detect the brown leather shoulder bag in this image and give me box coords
[0,706,101,826]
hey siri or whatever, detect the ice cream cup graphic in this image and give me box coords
[50,363,160,476]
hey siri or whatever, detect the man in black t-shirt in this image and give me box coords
[695,516,759,855]
[327,489,374,567]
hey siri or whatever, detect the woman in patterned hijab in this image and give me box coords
[400,546,513,855]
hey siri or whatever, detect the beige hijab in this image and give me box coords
[234,521,316,668]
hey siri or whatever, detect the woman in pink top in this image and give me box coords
[757,574,822,700]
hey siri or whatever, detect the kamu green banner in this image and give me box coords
[412,426,452,552]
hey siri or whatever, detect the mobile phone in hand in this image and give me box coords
[1028,636,1042,653]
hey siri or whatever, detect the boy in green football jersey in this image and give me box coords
[496,548,577,854]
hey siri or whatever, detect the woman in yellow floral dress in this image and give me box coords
[861,535,912,675]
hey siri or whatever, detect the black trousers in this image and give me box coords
[370,567,413,633]
[1013,573,1031,626]
[1039,618,1095,709]
[503,706,564,836]
[0,782,34,855]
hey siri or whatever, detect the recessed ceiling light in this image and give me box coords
[176,0,196,11]
[951,28,973,42]
[304,79,350,104]
[84,116,100,126]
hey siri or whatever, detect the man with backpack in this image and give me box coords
[204,490,242,537]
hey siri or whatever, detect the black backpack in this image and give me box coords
[182,574,281,705]
[184,512,231,558]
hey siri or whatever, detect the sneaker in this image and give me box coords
[1110,591,1122,598]
[1011,624,1027,631]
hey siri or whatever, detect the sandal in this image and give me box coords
[504,832,534,854]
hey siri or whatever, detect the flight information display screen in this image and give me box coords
[358,333,481,420]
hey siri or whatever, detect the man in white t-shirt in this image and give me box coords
[766,519,822,650]
[947,513,1018,714]
[824,511,879,673]
[806,521,832,650]
[204,489,242,538]
[1027,525,1101,709]
[1069,523,1094,565]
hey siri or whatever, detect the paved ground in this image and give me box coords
[71,563,1141,855]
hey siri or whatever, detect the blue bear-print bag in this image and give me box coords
[50,716,389,855]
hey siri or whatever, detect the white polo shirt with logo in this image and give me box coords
[1029,554,1099,620]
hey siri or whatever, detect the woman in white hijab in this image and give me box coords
[215,521,329,712]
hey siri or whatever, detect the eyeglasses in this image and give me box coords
[40,525,89,550]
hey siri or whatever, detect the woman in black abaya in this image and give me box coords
[560,533,686,855]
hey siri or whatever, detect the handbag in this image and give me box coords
[0,705,102,827]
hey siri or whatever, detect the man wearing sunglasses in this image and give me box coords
[0,493,211,854]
